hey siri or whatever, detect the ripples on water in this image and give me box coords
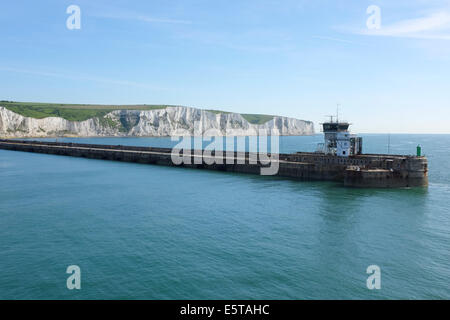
[0,134,449,299]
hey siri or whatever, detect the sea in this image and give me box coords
[0,134,449,299]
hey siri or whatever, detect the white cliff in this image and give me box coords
[0,106,314,137]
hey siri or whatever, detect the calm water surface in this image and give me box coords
[0,134,449,299]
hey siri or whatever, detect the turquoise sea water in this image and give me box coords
[0,134,449,299]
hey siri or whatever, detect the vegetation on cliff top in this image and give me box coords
[240,113,275,125]
[0,101,168,121]
[0,101,276,124]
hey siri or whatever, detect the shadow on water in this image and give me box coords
[313,182,429,219]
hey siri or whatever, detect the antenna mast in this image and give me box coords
[336,103,340,123]
[388,133,391,154]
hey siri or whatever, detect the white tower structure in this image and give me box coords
[318,116,362,157]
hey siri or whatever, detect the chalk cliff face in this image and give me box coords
[0,106,314,137]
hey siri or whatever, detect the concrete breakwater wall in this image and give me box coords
[0,139,428,188]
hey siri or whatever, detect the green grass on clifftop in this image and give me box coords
[240,113,275,124]
[1,101,276,124]
[206,110,275,124]
[0,101,168,121]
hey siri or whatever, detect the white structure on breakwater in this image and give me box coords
[317,116,363,157]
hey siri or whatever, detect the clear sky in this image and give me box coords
[1,0,450,133]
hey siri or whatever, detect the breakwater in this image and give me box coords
[0,139,428,188]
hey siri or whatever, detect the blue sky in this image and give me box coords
[1,0,450,133]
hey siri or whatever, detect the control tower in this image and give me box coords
[317,116,362,157]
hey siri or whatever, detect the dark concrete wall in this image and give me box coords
[0,139,428,188]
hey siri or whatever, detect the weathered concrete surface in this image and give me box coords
[0,140,428,188]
